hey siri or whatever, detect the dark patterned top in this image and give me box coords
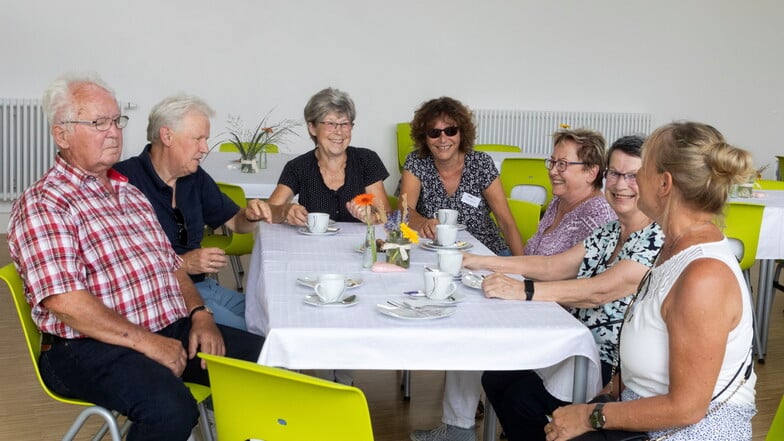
[278,146,389,222]
[524,195,616,256]
[570,220,664,365]
[404,150,507,254]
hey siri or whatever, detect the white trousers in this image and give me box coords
[442,370,483,429]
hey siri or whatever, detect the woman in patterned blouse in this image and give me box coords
[463,135,664,441]
[401,96,523,256]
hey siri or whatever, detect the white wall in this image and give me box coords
[2,0,783,188]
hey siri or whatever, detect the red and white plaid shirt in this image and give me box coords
[8,155,188,338]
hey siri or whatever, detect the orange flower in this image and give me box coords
[352,193,375,207]
[262,127,274,134]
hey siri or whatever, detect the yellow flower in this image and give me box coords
[400,222,419,243]
[560,123,571,129]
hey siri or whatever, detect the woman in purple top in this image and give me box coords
[524,128,616,256]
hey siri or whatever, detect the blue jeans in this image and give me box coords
[39,318,263,441]
[196,278,247,331]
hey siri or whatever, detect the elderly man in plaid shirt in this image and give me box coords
[8,73,264,441]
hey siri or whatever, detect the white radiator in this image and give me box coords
[0,99,55,201]
[473,109,652,155]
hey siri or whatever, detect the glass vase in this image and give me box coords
[385,231,411,269]
[362,224,377,269]
[257,148,268,170]
[240,157,258,173]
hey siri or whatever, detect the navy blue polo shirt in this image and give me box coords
[114,144,239,282]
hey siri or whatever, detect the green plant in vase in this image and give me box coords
[216,111,299,173]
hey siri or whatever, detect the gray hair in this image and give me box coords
[147,94,215,143]
[303,88,356,144]
[41,72,116,127]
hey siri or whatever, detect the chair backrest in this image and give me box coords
[767,393,784,440]
[0,263,90,406]
[474,144,521,153]
[396,122,414,170]
[499,157,553,207]
[723,202,765,271]
[777,156,784,181]
[507,198,542,247]
[199,353,374,441]
[388,195,399,211]
[219,142,279,154]
[756,179,784,190]
[210,182,253,255]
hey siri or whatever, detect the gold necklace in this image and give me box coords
[663,221,713,254]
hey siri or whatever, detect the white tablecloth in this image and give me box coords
[245,222,601,402]
[199,151,294,199]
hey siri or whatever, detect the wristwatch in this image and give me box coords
[524,279,535,301]
[589,402,606,430]
[189,305,214,320]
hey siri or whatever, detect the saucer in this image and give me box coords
[420,240,473,251]
[304,294,358,307]
[461,273,485,290]
[296,274,363,289]
[375,303,456,320]
[298,226,340,236]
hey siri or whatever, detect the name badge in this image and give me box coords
[461,192,481,208]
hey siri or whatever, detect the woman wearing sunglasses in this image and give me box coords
[401,96,522,256]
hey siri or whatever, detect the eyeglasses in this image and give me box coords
[173,208,188,245]
[319,121,353,131]
[544,158,586,172]
[426,126,459,139]
[605,169,638,184]
[60,115,129,131]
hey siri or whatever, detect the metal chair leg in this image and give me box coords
[744,269,765,363]
[401,370,411,401]
[230,254,244,291]
[63,406,123,441]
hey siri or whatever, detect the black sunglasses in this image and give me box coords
[173,208,188,245]
[426,126,459,139]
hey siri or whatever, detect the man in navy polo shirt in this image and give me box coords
[115,94,272,331]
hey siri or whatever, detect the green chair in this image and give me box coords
[507,198,542,247]
[199,352,374,441]
[756,179,784,190]
[723,202,765,360]
[396,122,415,171]
[474,143,521,152]
[500,157,553,209]
[767,393,784,440]
[0,263,214,441]
[219,142,279,153]
[201,182,255,291]
[388,194,398,211]
[777,156,784,181]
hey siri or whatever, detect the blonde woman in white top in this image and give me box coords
[545,122,757,441]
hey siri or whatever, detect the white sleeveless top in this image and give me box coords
[620,239,756,405]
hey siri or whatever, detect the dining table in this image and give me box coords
[730,190,784,359]
[199,150,295,199]
[244,221,602,439]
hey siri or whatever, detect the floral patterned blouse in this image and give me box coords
[404,150,508,254]
[570,220,664,366]
[524,195,616,256]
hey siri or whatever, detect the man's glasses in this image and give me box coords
[60,115,129,131]
[426,126,459,139]
[544,158,586,172]
[173,208,188,245]
[319,121,353,131]
[605,169,638,185]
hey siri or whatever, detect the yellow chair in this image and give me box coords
[507,198,542,247]
[756,179,784,190]
[474,143,521,152]
[500,157,553,208]
[199,352,374,441]
[201,182,255,291]
[219,142,279,153]
[723,202,765,360]
[777,156,784,181]
[396,122,415,170]
[767,393,784,440]
[388,194,399,211]
[0,263,215,441]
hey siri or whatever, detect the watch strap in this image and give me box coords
[189,305,209,319]
[524,279,535,301]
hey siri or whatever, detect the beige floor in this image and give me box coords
[1,236,782,440]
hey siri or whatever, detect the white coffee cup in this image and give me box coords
[436,208,459,226]
[307,212,330,234]
[435,224,458,247]
[424,270,457,300]
[314,273,345,303]
[437,250,463,276]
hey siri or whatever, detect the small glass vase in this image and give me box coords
[362,224,377,269]
[240,156,258,173]
[257,148,268,170]
[385,231,411,269]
